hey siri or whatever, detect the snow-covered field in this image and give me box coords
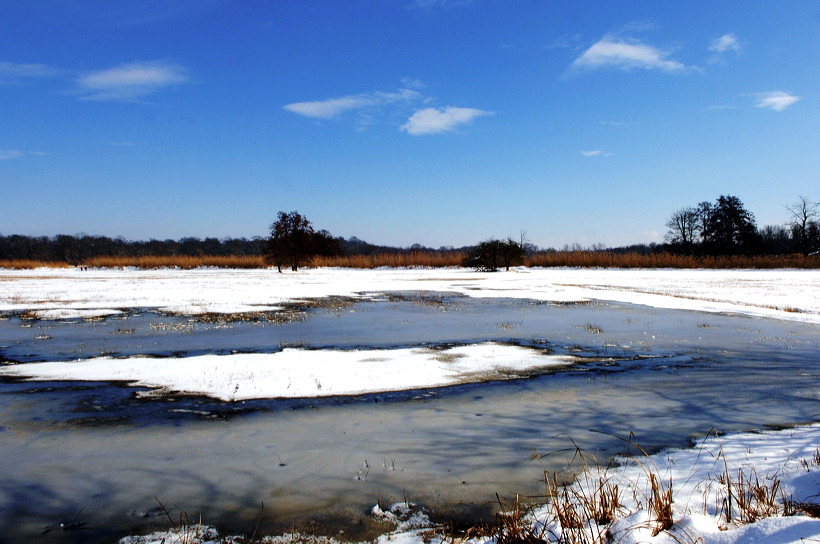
[2,266,819,401]
[1,266,818,543]
[2,266,819,323]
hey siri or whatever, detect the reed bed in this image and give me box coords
[2,251,818,269]
[525,251,820,269]
[310,251,468,269]
[0,259,71,269]
[81,255,265,269]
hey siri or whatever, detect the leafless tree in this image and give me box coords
[664,207,700,254]
[785,195,819,255]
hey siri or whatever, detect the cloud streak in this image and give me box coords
[571,36,689,73]
[0,149,24,160]
[400,106,492,135]
[581,150,613,157]
[74,60,189,101]
[754,91,800,112]
[0,149,47,160]
[284,89,422,119]
[0,61,58,80]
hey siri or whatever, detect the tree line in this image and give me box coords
[3,194,817,268]
[664,194,819,256]
[0,234,267,264]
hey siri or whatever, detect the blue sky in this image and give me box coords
[2,0,817,249]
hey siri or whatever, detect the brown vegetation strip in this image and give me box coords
[1,251,818,270]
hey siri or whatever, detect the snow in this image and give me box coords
[524,423,820,544]
[3,267,817,401]
[1,266,819,323]
[2,266,819,543]
[0,342,574,401]
[117,424,820,544]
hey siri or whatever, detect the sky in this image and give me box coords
[1,0,818,249]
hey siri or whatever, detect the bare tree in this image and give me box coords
[785,195,819,255]
[664,207,700,254]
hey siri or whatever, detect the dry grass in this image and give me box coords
[80,255,265,269]
[525,251,820,269]
[0,259,71,269]
[717,447,787,526]
[2,251,818,270]
[310,251,468,268]
[491,494,550,544]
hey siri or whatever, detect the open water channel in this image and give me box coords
[1,292,818,543]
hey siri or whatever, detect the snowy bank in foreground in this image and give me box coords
[0,342,574,401]
[119,424,820,544]
[2,267,819,323]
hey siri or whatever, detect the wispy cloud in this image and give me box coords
[581,150,613,157]
[400,106,492,135]
[284,89,422,119]
[0,61,58,81]
[285,84,491,135]
[0,149,47,160]
[709,33,741,53]
[0,149,24,160]
[754,91,800,112]
[571,36,689,73]
[74,60,189,102]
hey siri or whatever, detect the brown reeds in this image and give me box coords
[525,251,820,269]
[492,493,549,544]
[80,255,265,269]
[310,251,468,269]
[0,259,71,269]
[2,251,818,270]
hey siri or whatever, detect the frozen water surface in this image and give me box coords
[0,289,818,543]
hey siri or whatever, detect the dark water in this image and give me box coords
[0,295,818,543]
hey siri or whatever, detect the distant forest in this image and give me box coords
[1,194,817,266]
[0,233,474,264]
[0,229,811,266]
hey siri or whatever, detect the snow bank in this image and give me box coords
[0,342,574,401]
[527,423,820,543]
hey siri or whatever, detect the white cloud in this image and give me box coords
[74,60,189,101]
[0,61,57,80]
[400,106,492,135]
[709,33,741,53]
[581,150,613,157]
[754,91,800,112]
[284,88,423,119]
[571,37,688,73]
[0,149,24,160]
[284,96,372,119]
